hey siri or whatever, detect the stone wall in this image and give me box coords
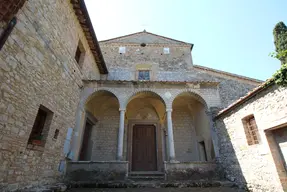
[164,162,222,181]
[90,108,119,161]
[215,85,287,191]
[0,0,100,190]
[65,161,128,183]
[173,107,198,161]
[100,44,193,77]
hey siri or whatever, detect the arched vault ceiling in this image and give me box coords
[86,94,119,118]
[173,95,205,115]
[126,97,165,121]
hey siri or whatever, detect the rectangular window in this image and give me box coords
[0,17,17,51]
[119,46,126,54]
[28,105,53,147]
[163,47,170,54]
[75,40,85,68]
[53,129,60,140]
[138,70,150,80]
[75,46,82,63]
[242,115,260,145]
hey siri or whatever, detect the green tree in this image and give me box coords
[267,22,287,87]
[273,22,287,64]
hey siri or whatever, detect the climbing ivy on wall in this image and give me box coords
[272,62,287,87]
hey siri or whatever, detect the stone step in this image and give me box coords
[129,171,165,176]
[128,175,165,181]
[67,180,238,189]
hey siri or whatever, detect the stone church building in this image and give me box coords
[68,30,260,176]
[0,0,286,192]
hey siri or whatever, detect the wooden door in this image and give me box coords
[132,124,157,171]
[79,121,93,161]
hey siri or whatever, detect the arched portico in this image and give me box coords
[73,90,120,161]
[125,91,166,171]
[68,82,221,182]
[71,87,218,174]
[171,91,215,162]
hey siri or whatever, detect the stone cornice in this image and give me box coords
[83,79,219,87]
[99,30,194,50]
[99,42,191,48]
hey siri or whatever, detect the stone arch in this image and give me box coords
[171,90,214,161]
[83,88,120,161]
[84,88,120,107]
[171,90,208,109]
[124,89,167,109]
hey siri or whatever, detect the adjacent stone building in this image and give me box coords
[215,83,287,192]
[0,0,107,191]
[2,0,285,192]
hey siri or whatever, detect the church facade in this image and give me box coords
[66,31,262,182]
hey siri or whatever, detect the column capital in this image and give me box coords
[166,108,173,112]
[205,110,213,116]
[119,108,126,112]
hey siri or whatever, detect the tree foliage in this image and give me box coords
[267,22,287,87]
[273,22,287,64]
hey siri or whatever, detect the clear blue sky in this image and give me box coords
[85,0,287,81]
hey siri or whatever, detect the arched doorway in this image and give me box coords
[79,90,120,161]
[125,91,166,172]
[172,92,214,162]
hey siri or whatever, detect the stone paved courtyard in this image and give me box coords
[67,187,244,192]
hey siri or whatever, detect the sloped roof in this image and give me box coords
[71,0,108,74]
[100,30,194,50]
[214,81,273,120]
[0,0,27,21]
[194,65,263,85]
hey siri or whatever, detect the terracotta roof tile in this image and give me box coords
[71,0,108,74]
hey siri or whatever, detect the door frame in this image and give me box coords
[77,111,97,160]
[127,120,163,172]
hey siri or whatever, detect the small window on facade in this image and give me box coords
[163,47,170,54]
[0,17,17,51]
[75,40,85,68]
[53,129,60,140]
[28,105,53,147]
[138,70,150,80]
[242,115,260,145]
[119,46,126,54]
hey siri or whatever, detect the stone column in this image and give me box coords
[117,108,125,160]
[166,108,176,161]
[206,110,219,159]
